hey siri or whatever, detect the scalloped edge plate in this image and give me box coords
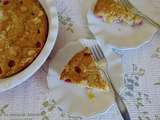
[47,39,124,117]
[87,0,157,48]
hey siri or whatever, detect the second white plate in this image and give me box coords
[87,0,157,48]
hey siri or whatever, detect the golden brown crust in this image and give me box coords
[0,0,48,78]
[94,0,143,25]
[60,48,109,91]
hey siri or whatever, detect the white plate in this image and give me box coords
[0,0,59,93]
[47,39,123,117]
[87,0,157,48]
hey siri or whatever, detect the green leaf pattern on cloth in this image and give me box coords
[0,0,160,120]
[151,47,160,59]
[40,98,82,120]
[0,104,9,116]
[122,64,153,120]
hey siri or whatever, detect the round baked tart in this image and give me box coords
[0,0,48,78]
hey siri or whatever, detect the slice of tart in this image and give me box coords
[94,0,143,26]
[60,48,109,91]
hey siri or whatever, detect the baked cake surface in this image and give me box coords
[0,0,48,78]
[94,0,143,25]
[60,48,109,91]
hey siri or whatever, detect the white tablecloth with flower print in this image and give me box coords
[0,0,160,120]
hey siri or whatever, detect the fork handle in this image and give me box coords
[139,13,160,29]
[102,69,131,120]
[134,10,160,29]
[114,91,131,120]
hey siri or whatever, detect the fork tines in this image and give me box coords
[80,39,106,62]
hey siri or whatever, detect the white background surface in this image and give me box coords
[0,0,160,120]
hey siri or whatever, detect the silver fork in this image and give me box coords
[119,0,160,29]
[81,39,131,120]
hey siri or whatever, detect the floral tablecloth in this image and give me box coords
[0,0,160,120]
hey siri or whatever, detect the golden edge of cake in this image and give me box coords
[94,0,143,26]
[60,48,109,91]
[0,0,48,78]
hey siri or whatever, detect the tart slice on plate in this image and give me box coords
[87,0,156,48]
[60,47,109,91]
[47,40,123,117]
[94,0,143,26]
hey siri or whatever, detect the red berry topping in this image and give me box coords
[2,0,9,5]
[8,60,15,68]
[35,41,41,48]
[0,67,2,74]
[65,79,72,83]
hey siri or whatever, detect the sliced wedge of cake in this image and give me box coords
[60,48,109,91]
[94,0,143,26]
